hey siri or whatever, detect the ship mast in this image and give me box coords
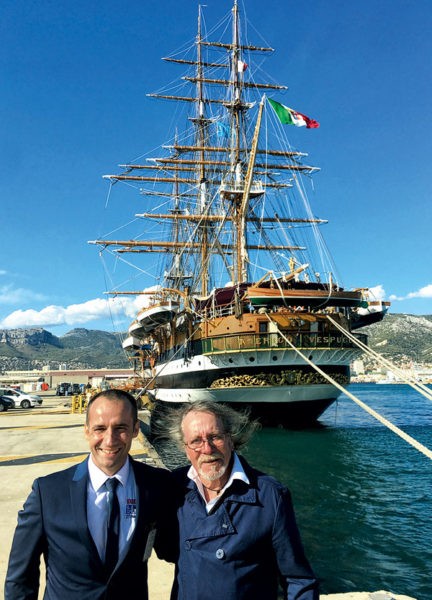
[238,97,264,282]
[164,132,191,291]
[195,7,210,296]
[223,0,266,283]
[231,0,243,283]
[231,0,241,170]
[89,1,325,299]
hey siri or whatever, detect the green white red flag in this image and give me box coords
[268,98,319,129]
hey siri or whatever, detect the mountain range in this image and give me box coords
[359,313,432,370]
[0,327,129,371]
[0,313,431,372]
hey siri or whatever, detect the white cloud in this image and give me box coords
[0,299,114,329]
[365,284,386,300]
[0,288,160,329]
[389,283,432,302]
[0,284,47,305]
[406,284,432,299]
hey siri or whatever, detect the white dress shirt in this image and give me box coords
[87,457,138,563]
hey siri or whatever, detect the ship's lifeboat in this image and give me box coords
[128,319,147,338]
[246,286,365,308]
[137,301,179,333]
[351,300,391,329]
[122,335,142,351]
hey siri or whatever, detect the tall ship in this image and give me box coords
[91,2,389,425]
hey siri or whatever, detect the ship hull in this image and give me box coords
[147,345,358,427]
[149,383,338,426]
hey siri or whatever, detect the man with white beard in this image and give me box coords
[163,400,319,600]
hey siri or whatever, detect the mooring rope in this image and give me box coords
[327,315,432,402]
[266,314,432,461]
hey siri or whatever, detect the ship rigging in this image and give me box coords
[90,1,389,426]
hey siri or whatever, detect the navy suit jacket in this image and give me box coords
[5,456,174,600]
[170,455,319,600]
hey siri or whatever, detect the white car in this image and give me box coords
[0,388,43,409]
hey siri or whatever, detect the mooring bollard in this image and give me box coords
[71,395,87,414]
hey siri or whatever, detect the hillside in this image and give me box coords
[0,328,129,371]
[0,314,431,372]
[363,313,432,366]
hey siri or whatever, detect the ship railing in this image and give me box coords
[200,305,237,319]
[219,179,264,198]
[201,331,367,354]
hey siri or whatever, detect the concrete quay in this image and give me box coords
[0,395,415,600]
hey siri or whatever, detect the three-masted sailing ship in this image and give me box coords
[90,1,389,425]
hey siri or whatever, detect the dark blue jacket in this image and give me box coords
[171,455,319,600]
[5,457,173,600]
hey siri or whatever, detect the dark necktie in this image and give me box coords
[105,478,120,572]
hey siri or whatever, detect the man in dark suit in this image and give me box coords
[5,389,173,600]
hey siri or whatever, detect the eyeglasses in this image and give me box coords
[184,433,227,451]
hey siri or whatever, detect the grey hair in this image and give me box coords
[159,400,260,451]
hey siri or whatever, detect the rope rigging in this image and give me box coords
[265,314,432,461]
[327,315,432,403]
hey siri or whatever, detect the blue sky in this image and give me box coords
[1,0,431,336]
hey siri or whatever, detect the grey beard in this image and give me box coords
[198,462,228,483]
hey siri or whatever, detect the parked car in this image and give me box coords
[56,383,73,396]
[0,388,43,409]
[0,395,14,412]
[56,383,83,396]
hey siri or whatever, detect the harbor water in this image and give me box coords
[154,384,432,599]
[244,384,432,599]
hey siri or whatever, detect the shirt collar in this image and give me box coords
[87,455,130,492]
[187,452,249,498]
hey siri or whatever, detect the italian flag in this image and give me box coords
[268,98,319,129]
